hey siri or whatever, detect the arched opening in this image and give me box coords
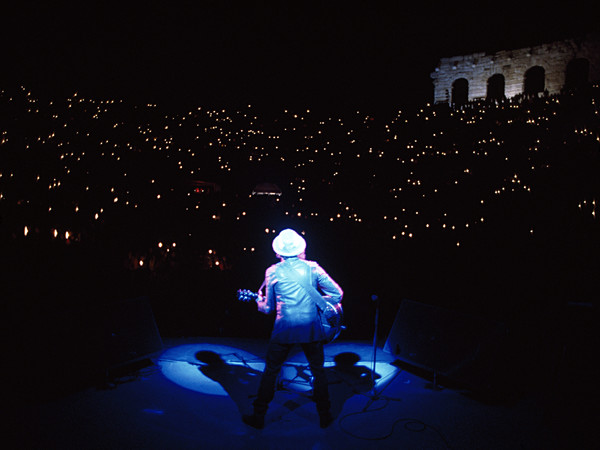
[564,58,590,91]
[487,74,505,102]
[524,66,545,96]
[451,78,468,105]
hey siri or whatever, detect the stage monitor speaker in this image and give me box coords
[384,299,507,389]
[100,296,163,370]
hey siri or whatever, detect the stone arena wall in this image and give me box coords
[430,33,600,104]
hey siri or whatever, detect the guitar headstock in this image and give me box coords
[237,289,258,302]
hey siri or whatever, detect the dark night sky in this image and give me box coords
[2,1,598,108]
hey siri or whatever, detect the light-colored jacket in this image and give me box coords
[257,257,343,343]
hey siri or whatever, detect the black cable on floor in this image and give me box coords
[338,397,453,448]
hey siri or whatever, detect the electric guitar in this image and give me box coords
[236,289,344,343]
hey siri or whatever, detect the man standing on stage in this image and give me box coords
[243,228,343,429]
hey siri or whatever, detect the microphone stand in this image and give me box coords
[366,294,401,404]
[371,294,380,398]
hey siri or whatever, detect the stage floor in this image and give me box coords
[15,336,592,449]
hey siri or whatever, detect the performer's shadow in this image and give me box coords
[193,350,381,420]
[194,351,263,415]
[326,352,381,418]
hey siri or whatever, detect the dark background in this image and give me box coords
[2,1,598,108]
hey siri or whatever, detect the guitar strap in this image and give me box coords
[258,279,266,295]
[278,260,329,311]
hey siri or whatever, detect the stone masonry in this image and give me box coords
[430,33,600,104]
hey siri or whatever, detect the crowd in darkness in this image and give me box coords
[1,83,598,350]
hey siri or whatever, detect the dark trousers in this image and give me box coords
[254,341,330,416]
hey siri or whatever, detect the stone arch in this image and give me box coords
[451,78,468,105]
[564,58,590,91]
[524,66,545,96]
[431,35,600,105]
[487,74,505,102]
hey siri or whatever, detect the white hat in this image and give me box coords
[272,229,306,257]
